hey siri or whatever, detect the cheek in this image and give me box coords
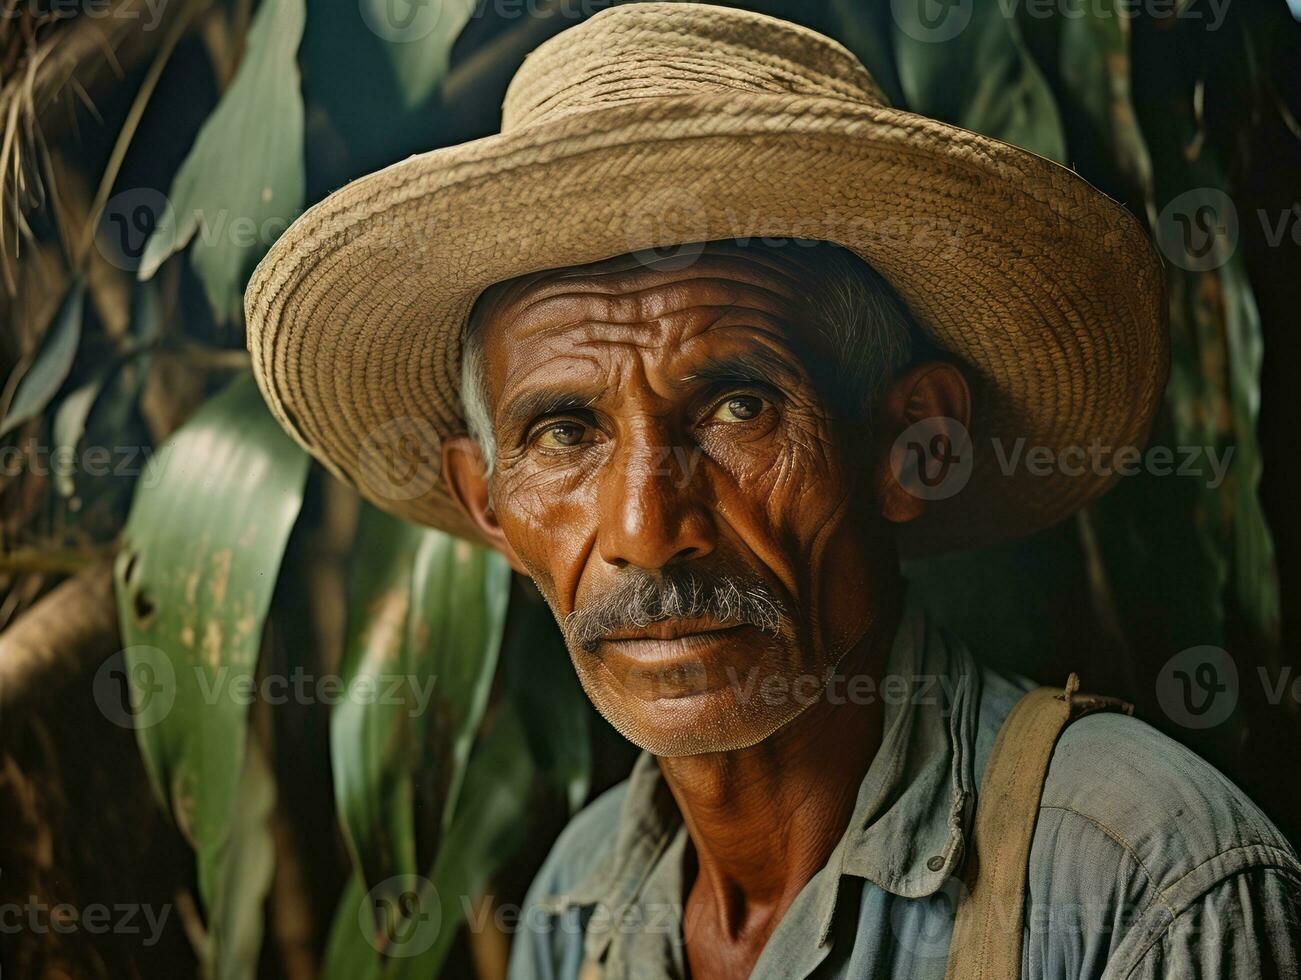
[707,413,855,556]
[492,463,598,612]
[705,418,872,653]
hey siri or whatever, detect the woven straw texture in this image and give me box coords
[244,2,1168,556]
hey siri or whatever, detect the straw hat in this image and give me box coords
[245,2,1167,556]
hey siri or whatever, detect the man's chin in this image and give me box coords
[578,669,822,758]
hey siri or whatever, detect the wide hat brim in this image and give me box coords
[245,86,1167,557]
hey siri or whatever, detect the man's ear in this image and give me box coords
[873,361,972,525]
[441,435,528,574]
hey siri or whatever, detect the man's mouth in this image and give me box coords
[596,620,753,699]
[601,617,744,643]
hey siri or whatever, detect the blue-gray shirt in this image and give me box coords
[508,602,1301,978]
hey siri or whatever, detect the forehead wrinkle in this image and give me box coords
[497,311,809,400]
[561,303,793,351]
[499,272,801,333]
[493,350,614,433]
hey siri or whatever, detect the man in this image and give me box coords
[245,4,1300,977]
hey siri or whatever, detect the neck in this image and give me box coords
[658,589,901,940]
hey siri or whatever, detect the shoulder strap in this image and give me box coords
[943,673,1133,980]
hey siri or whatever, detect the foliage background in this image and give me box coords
[0,0,1298,976]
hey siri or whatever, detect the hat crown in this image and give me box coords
[501,2,886,132]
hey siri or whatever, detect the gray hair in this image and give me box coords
[459,241,926,473]
[562,559,786,653]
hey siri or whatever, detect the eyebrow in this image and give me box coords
[497,387,600,439]
[679,348,801,387]
[495,345,805,439]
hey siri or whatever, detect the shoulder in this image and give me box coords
[1033,709,1300,974]
[1040,709,1298,894]
[973,665,1298,892]
[975,667,1301,974]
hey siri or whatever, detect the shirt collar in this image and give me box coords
[545,594,981,962]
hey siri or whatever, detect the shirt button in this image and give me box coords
[927,855,945,872]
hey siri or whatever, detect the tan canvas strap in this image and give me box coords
[944,673,1133,980]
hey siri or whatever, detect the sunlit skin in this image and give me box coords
[443,243,971,978]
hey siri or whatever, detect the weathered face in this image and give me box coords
[452,246,904,756]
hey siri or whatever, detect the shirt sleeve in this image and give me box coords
[1124,866,1301,980]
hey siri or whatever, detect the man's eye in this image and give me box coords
[536,420,588,448]
[709,394,766,423]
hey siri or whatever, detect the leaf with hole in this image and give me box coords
[113,373,310,977]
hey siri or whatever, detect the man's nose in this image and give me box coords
[596,435,716,570]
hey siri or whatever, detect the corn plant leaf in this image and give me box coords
[51,375,107,497]
[139,0,306,323]
[502,581,590,814]
[322,706,533,979]
[331,509,425,892]
[331,506,511,904]
[414,525,512,836]
[827,0,905,106]
[360,0,476,108]
[321,875,382,980]
[1128,29,1278,645]
[892,2,1066,162]
[391,705,535,979]
[1,280,85,437]
[1057,1,1154,215]
[210,738,277,980]
[113,373,309,975]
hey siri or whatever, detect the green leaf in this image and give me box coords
[826,0,905,107]
[139,0,306,323]
[210,738,278,980]
[414,525,512,836]
[331,507,510,902]
[892,2,1066,162]
[113,373,310,976]
[1129,41,1279,646]
[502,580,590,814]
[360,0,476,108]
[1057,1,1154,215]
[321,875,382,980]
[51,374,107,497]
[53,282,163,500]
[322,708,534,980]
[331,510,425,892]
[1,280,85,437]
[391,705,535,979]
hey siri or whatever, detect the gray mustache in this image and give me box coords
[563,565,786,653]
